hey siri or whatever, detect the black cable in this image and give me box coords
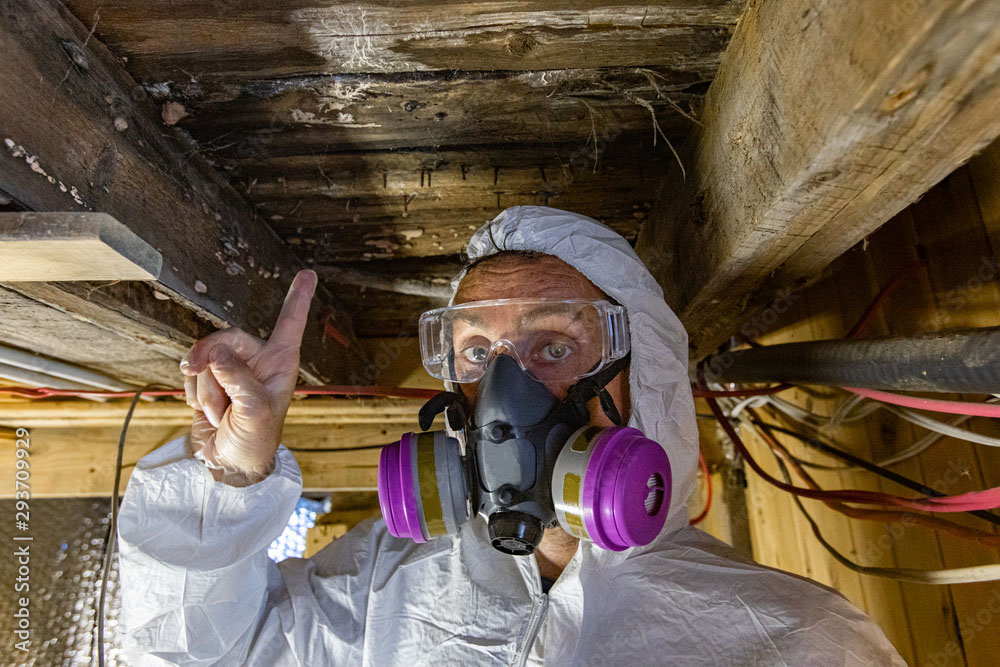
[286,443,391,453]
[695,413,845,470]
[97,388,144,667]
[751,419,1000,529]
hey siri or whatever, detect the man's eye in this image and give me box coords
[540,343,571,361]
[463,346,489,363]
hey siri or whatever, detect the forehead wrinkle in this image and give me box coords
[455,255,603,304]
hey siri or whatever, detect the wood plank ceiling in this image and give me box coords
[63,1,745,337]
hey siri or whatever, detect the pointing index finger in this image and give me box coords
[267,269,318,351]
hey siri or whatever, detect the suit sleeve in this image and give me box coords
[116,434,303,665]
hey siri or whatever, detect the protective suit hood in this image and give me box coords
[452,205,699,539]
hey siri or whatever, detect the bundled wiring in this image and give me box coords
[703,393,1000,513]
[689,450,713,525]
[749,420,1000,528]
[844,387,1000,419]
[750,416,1000,548]
[769,452,1000,584]
[757,393,997,466]
[691,383,792,399]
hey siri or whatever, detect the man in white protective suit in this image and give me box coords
[117,206,905,665]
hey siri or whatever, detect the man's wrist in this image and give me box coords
[193,440,278,487]
[209,464,272,487]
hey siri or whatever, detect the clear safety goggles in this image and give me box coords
[419,298,630,383]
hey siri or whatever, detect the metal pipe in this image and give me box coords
[701,327,1000,394]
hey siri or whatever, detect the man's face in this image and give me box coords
[453,254,630,426]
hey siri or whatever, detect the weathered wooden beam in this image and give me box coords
[65,0,743,80]
[0,212,162,281]
[239,149,671,202]
[172,70,701,158]
[269,204,647,262]
[0,0,365,383]
[0,285,182,385]
[238,151,660,260]
[636,0,1000,359]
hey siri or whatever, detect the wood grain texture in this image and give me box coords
[170,69,702,157]
[0,286,182,386]
[636,0,1000,360]
[0,0,365,383]
[0,212,161,281]
[0,424,386,496]
[0,396,435,496]
[65,0,743,80]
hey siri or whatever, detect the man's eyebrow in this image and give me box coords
[522,305,589,324]
[453,311,486,327]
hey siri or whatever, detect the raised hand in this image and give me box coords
[180,269,317,485]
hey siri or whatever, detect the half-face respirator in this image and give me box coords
[377,298,672,555]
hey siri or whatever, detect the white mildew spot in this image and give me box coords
[4,138,88,207]
[289,7,420,72]
[312,80,374,113]
[290,108,381,128]
[143,82,174,100]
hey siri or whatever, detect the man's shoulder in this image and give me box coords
[630,526,850,604]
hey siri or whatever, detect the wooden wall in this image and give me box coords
[697,139,1000,666]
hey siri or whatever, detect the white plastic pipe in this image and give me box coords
[0,343,134,391]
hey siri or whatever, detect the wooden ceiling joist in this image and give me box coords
[0,0,367,383]
[636,0,1000,359]
[170,69,703,158]
[64,0,743,80]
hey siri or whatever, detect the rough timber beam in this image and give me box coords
[0,0,366,384]
[636,0,1000,359]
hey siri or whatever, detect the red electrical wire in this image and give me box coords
[750,413,1000,548]
[704,395,1000,513]
[689,450,713,525]
[846,257,927,338]
[0,385,442,400]
[844,386,1000,419]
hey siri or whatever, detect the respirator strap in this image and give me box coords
[418,391,471,432]
[566,354,631,425]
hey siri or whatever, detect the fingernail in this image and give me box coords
[179,360,191,372]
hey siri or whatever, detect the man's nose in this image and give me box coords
[484,340,523,368]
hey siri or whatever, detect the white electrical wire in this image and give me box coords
[759,393,1000,467]
[885,406,1000,447]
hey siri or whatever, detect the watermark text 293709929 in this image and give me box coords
[12,427,32,653]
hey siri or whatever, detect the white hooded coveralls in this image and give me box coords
[117,207,905,666]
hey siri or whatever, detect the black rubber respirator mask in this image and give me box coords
[377,298,672,555]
